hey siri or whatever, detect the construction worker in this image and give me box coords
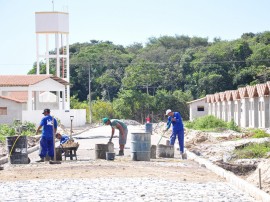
[102,117,128,156]
[35,109,58,162]
[165,109,185,158]
[56,133,69,146]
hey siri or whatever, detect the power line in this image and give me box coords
[2,59,270,67]
[71,59,270,66]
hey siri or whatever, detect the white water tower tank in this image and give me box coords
[35,12,69,33]
[35,11,70,110]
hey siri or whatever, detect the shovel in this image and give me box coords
[50,117,61,165]
[157,130,167,145]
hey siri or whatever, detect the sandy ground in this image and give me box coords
[0,158,223,183]
[0,124,224,184]
[0,122,269,198]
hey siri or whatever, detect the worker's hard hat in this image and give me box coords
[102,117,109,124]
[165,109,172,115]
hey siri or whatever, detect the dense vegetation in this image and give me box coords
[185,115,240,131]
[0,121,36,143]
[28,32,270,122]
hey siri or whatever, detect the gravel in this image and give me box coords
[0,178,255,202]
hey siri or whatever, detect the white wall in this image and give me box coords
[227,101,234,122]
[258,97,269,128]
[240,98,249,127]
[22,109,86,127]
[189,99,208,121]
[233,100,241,126]
[0,99,23,124]
[248,98,259,128]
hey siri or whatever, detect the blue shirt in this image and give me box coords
[166,112,184,131]
[39,115,58,138]
[60,135,69,145]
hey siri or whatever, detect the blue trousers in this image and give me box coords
[39,136,54,158]
[170,129,184,153]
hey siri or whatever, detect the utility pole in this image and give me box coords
[52,0,54,11]
[88,66,92,124]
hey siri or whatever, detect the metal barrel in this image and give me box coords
[6,136,29,164]
[145,123,153,134]
[131,132,151,161]
[95,144,108,159]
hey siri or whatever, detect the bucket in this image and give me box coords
[145,123,153,134]
[106,152,115,161]
[108,142,114,153]
[157,144,174,158]
[55,147,62,161]
[95,144,108,159]
[151,145,156,159]
[6,136,29,164]
[131,132,151,161]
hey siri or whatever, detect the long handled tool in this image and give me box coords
[157,120,171,145]
[50,116,61,164]
[157,130,167,145]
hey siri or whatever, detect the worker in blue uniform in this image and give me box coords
[56,133,70,145]
[35,109,58,162]
[165,109,185,158]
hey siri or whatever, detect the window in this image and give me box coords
[0,107,7,115]
[197,106,204,111]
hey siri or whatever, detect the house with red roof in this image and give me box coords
[0,75,86,127]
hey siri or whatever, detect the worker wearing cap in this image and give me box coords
[35,108,58,162]
[102,118,128,156]
[56,133,69,145]
[165,109,185,158]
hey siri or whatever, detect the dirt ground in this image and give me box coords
[0,158,224,183]
[1,122,270,195]
[183,128,270,194]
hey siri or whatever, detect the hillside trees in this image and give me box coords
[27,32,270,122]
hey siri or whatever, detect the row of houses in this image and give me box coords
[204,82,270,129]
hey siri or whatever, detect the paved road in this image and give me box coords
[0,125,256,202]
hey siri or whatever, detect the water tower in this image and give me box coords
[35,11,70,110]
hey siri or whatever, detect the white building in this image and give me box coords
[0,75,86,127]
[187,97,208,121]
[205,82,270,128]
[0,11,86,127]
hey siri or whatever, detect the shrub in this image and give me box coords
[233,142,270,159]
[0,124,15,143]
[251,129,270,138]
[227,119,241,132]
[184,121,194,128]
[92,98,114,122]
[0,121,37,143]
[186,115,227,131]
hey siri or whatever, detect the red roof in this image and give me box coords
[219,92,226,102]
[246,86,258,98]
[214,93,220,102]
[225,90,233,101]
[232,90,240,100]
[256,83,269,97]
[8,92,29,102]
[0,75,69,86]
[0,95,26,103]
[238,87,248,98]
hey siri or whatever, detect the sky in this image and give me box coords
[1,0,270,75]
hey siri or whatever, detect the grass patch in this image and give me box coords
[233,142,270,159]
[227,119,241,132]
[0,121,36,143]
[185,115,234,131]
[251,129,270,138]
